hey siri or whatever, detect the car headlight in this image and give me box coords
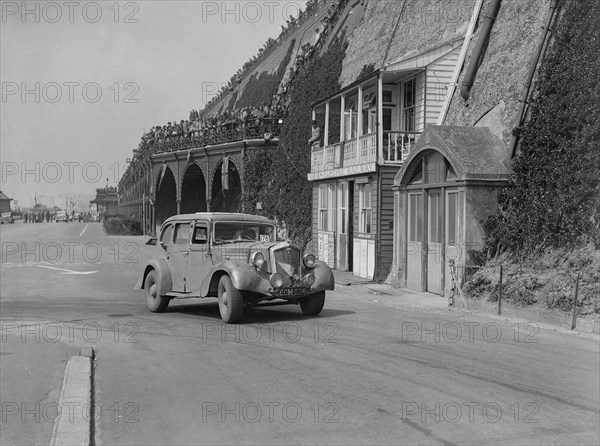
[303,254,316,269]
[303,274,316,288]
[250,252,265,268]
[270,273,284,289]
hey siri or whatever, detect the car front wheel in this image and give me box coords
[217,275,243,324]
[145,269,169,313]
[299,291,325,316]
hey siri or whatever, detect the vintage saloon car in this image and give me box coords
[135,213,335,323]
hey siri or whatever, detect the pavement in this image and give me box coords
[332,269,600,337]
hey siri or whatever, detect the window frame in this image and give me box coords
[173,222,192,245]
[359,182,373,234]
[402,78,416,132]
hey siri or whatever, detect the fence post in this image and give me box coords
[498,265,503,315]
[571,275,580,330]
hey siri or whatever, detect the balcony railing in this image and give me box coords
[312,132,377,172]
[311,131,420,173]
[383,131,421,163]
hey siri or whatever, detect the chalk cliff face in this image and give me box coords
[204,0,552,145]
[341,0,471,87]
[444,0,550,144]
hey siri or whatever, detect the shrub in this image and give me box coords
[486,0,600,254]
[103,215,142,236]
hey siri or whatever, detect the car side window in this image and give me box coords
[161,224,174,246]
[192,224,208,245]
[174,223,191,245]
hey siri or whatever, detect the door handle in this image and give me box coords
[183,252,189,257]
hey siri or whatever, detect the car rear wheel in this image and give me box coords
[145,270,169,313]
[217,275,243,324]
[299,291,325,316]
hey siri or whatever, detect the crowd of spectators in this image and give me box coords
[142,99,287,152]
[119,0,351,191]
[203,0,349,112]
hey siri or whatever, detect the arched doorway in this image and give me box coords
[211,158,242,212]
[181,163,207,214]
[392,126,512,295]
[155,166,177,228]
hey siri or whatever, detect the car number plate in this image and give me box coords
[272,287,306,297]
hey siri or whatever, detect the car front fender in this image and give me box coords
[200,261,268,297]
[311,260,335,292]
[134,258,173,295]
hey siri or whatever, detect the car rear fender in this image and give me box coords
[200,261,264,297]
[134,258,172,294]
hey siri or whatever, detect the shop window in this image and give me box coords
[359,182,373,234]
[318,184,336,232]
[318,184,328,231]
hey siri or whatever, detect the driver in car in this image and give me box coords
[233,228,256,240]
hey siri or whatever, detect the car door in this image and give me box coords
[167,221,192,292]
[185,221,211,295]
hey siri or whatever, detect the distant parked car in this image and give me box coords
[91,215,99,222]
[56,211,69,222]
[135,213,335,323]
[0,212,14,224]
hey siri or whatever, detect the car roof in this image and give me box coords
[163,212,274,225]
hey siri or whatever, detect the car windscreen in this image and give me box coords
[213,222,275,243]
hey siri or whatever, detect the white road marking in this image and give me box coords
[37,265,97,275]
[79,223,90,237]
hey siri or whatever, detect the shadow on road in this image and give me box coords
[163,300,355,323]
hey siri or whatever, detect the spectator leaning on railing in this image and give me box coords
[309,120,321,150]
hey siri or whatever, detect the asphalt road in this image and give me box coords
[1,221,599,445]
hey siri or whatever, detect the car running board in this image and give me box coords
[165,291,196,299]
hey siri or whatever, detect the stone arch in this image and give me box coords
[180,162,207,214]
[211,157,242,212]
[155,165,177,226]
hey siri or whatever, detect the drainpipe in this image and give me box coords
[437,0,483,125]
[510,0,560,158]
[460,0,502,101]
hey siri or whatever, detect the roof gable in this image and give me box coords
[394,125,512,186]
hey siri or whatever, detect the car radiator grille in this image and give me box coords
[274,247,301,278]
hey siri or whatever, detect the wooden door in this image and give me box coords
[444,190,460,295]
[406,192,423,290]
[427,189,443,294]
[337,183,348,271]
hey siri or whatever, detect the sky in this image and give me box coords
[1,0,308,207]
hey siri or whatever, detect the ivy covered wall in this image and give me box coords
[242,37,348,248]
[484,0,600,253]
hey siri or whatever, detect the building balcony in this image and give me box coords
[309,131,420,179]
[383,131,420,164]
